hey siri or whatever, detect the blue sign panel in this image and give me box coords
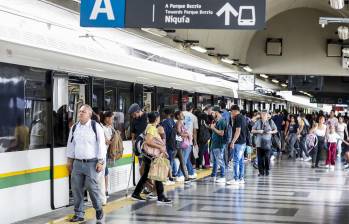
[80,0,125,27]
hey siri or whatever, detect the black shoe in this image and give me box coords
[184,179,191,184]
[258,173,264,177]
[142,188,151,195]
[69,215,84,222]
[311,164,315,168]
[265,171,269,176]
[157,197,172,204]
[96,210,104,221]
[131,194,146,201]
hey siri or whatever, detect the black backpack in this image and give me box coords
[70,120,97,143]
[198,119,211,145]
[134,133,144,156]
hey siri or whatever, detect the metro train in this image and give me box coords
[0,2,317,224]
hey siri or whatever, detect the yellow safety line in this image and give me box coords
[49,169,212,224]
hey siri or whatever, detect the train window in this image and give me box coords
[92,78,105,113]
[197,94,213,109]
[0,63,52,153]
[119,87,132,140]
[157,87,180,116]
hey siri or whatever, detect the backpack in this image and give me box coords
[70,120,97,143]
[197,119,211,145]
[108,129,124,160]
[161,119,176,151]
[268,119,281,150]
[134,133,145,156]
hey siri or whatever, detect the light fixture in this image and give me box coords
[338,26,349,40]
[141,28,167,37]
[330,0,345,9]
[260,74,269,78]
[86,67,104,72]
[221,58,235,64]
[190,45,208,53]
[243,66,253,72]
[319,17,349,28]
[271,79,279,83]
[281,83,287,87]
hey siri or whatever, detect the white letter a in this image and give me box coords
[90,0,115,20]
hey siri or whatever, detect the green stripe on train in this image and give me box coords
[0,157,133,189]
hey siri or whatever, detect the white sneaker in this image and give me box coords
[270,155,275,161]
[239,179,245,184]
[164,180,175,186]
[226,179,239,185]
[326,164,330,169]
[304,157,312,162]
[147,193,158,200]
[215,178,226,183]
[211,176,217,182]
[296,158,301,161]
[300,158,304,161]
[176,176,185,182]
[330,165,335,170]
[189,173,197,179]
[344,164,349,169]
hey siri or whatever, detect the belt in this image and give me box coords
[75,158,98,163]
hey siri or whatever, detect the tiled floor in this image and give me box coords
[21,159,349,224]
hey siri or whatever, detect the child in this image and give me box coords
[326,126,349,170]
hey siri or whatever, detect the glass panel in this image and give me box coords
[104,87,116,112]
[119,87,132,140]
[157,87,179,115]
[92,78,104,112]
[197,94,212,109]
[0,63,52,153]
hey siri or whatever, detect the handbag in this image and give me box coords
[148,156,170,182]
[142,137,164,158]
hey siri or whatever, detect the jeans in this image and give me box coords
[312,136,325,166]
[288,133,298,158]
[211,147,225,178]
[177,145,194,177]
[133,156,164,199]
[71,160,103,218]
[171,148,189,179]
[233,144,246,180]
[298,136,309,158]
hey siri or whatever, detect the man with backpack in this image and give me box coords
[66,104,106,222]
[219,101,233,167]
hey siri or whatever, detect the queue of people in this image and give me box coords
[65,102,349,222]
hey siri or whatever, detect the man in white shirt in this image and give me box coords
[66,104,106,222]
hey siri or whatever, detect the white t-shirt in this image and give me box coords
[327,117,338,128]
[327,132,342,143]
[183,111,198,144]
[315,124,327,137]
[337,123,347,139]
[103,125,113,147]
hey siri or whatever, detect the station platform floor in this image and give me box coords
[18,159,349,224]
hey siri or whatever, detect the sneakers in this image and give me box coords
[304,157,312,162]
[131,194,146,202]
[157,197,172,205]
[215,178,226,183]
[211,176,217,182]
[226,179,239,185]
[146,193,158,200]
[176,176,185,182]
[326,164,330,169]
[344,164,349,169]
[330,165,335,170]
[188,173,197,179]
[96,210,104,221]
[239,179,245,184]
[164,180,175,186]
[69,215,84,222]
[105,191,110,198]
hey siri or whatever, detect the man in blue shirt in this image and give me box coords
[210,107,227,183]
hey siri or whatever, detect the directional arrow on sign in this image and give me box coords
[216,3,239,26]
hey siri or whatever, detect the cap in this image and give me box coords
[212,106,222,113]
[128,103,141,114]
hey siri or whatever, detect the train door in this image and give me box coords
[51,73,90,208]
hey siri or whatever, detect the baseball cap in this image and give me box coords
[128,103,141,114]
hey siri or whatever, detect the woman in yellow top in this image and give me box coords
[131,111,172,204]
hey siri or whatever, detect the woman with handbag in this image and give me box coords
[131,112,172,204]
[252,110,278,176]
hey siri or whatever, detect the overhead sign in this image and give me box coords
[238,74,255,91]
[310,97,349,104]
[81,0,266,30]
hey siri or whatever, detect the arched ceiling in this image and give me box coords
[170,0,349,63]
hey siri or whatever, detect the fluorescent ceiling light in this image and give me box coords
[141,28,167,37]
[338,26,349,40]
[243,66,253,72]
[281,83,287,87]
[271,79,279,83]
[260,74,269,78]
[221,58,235,64]
[136,76,149,80]
[86,67,104,72]
[190,45,207,53]
[330,0,345,9]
